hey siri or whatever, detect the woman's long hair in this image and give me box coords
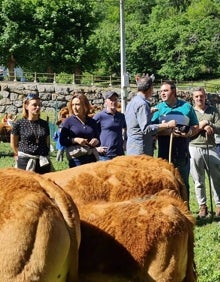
[68,92,91,116]
[22,93,40,118]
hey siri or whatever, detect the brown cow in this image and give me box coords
[44,155,196,281]
[0,168,80,282]
[58,106,69,123]
[45,155,188,204]
[79,191,195,282]
[0,123,11,142]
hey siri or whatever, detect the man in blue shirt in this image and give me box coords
[152,81,199,200]
[93,91,126,160]
[125,74,176,156]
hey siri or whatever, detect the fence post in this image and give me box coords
[109,75,112,87]
[91,75,94,86]
[13,69,17,82]
[72,74,75,85]
[53,73,56,84]
[34,72,37,83]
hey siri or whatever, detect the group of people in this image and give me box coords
[52,90,126,165]
[9,77,220,219]
[125,75,220,219]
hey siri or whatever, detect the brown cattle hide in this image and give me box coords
[0,123,11,142]
[78,191,195,282]
[45,155,188,205]
[44,155,196,282]
[0,168,80,282]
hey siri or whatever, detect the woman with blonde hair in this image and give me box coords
[10,93,51,173]
[60,92,100,167]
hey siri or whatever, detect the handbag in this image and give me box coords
[66,145,99,160]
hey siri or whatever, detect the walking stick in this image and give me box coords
[168,131,174,164]
[205,132,214,221]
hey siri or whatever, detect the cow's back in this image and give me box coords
[77,191,196,282]
[45,155,187,204]
[44,156,196,282]
[0,168,80,282]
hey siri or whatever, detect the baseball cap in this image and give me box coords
[104,91,119,99]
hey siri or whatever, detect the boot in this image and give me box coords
[198,204,208,218]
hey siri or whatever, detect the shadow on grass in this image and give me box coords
[0,152,14,157]
[195,213,220,226]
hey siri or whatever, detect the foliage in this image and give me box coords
[0,0,102,73]
[93,0,220,80]
[135,0,220,80]
[55,72,73,84]
[0,0,220,81]
[88,1,121,75]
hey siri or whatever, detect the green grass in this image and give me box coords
[0,142,220,281]
[189,178,220,282]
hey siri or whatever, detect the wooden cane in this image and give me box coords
[168,131,174,164]
[205,132,214,221]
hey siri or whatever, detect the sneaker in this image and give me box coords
[215,206,220,218]
[198,204,208,218]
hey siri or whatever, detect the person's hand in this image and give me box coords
[96,146,108,154]
[166,120,177,129]
[14,154,18,161]
[203,125,214,135]
[88,138,99,147]
[73,137,89,146]
[151,107,158,114]
[158,120,177,136]
[199,120,209,129]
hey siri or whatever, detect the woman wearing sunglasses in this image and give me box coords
[10,93,51,173]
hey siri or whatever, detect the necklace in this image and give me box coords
[28,120,41,144]
[75,115,87,129]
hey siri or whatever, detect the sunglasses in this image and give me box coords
[26,93,40,100]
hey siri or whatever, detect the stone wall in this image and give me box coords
[0,81,219,117]
[0,82,124,115]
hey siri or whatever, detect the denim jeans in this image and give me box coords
[68,154,97,167]
[99,155,116,161]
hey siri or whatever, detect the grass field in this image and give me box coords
[0,141,220,282]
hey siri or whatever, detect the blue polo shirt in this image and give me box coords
[93,109,126,157]
[151,99,198,160]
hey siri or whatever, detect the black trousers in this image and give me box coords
[17,157,51,174]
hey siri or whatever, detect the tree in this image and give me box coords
[0,0,220,81]
[88,1,120,75]
[0,0,101,73]
[144,0,220,80]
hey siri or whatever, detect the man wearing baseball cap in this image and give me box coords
[93,91,127,160]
